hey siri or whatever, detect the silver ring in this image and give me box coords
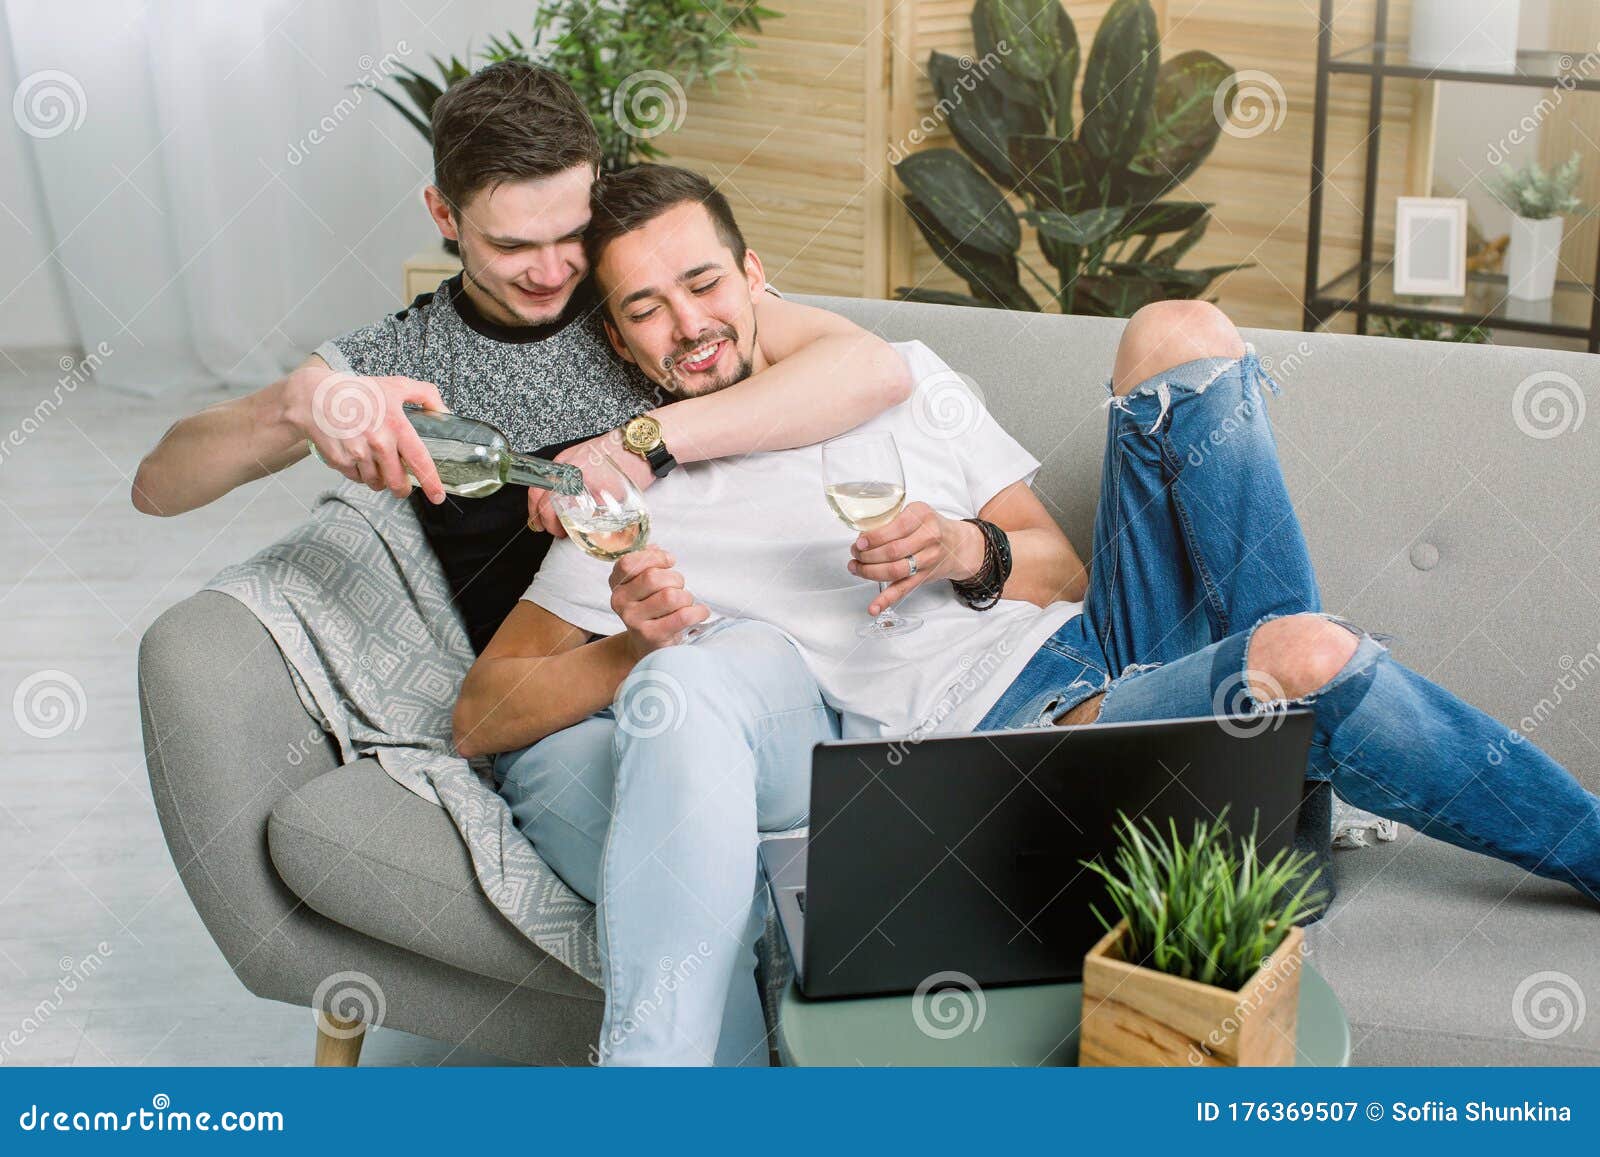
[906,554,919,577]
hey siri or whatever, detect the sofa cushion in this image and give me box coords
[1308,828,1600,1065]
[267,758,600,1002]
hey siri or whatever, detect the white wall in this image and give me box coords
[1429,0,1558,236]
[0,0,548,364]
[0,16,75,352]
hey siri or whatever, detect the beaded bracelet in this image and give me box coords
[950,517,1013,610]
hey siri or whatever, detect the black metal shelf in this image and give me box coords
[1302,0,1600,352]
[1327,43,1600,92]
[1309,263,1595,340]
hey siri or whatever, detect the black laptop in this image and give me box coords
[759,712,1314,999]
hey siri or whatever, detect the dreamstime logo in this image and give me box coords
[615,668,688,739]
[1214,70,1287,139]
[589,941,711,1064]
[310,372,386,441]
[912,368,988,441]
[312,971,385,1037]
[1486,644,1600,767]
[0,341,112,470]
[13,70,87,138]
[886,43,1012,164]
[13,670,87,740]
[1512,971,1586,1040]
[1511,370,1586,439]
[911,971,986,1039]
[1,942,112,1066]
[287,43,411,165]
[612,70,687,140]
[1486,49,1599,165]
[1210,667,1288,739]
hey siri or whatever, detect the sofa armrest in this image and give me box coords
[138,590,342,994]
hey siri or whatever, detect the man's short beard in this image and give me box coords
[460,243,566,326]
[660,312,759,397]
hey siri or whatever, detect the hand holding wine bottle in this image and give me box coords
[285,366,453,504]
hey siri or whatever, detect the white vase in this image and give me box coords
[1410,0,1521,72]
[1505,214,1564,301]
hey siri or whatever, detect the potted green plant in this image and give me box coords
[371,2,775,171]
[1078,809,1327,1067]
[1491,152,1582,302]
[891,0,1248,317]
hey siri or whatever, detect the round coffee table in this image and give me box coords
[776,962,1348,1066]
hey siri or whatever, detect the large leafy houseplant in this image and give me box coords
[894,0,1248,317]
[370,1,777,173]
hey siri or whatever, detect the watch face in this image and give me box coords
[624,416,661,452]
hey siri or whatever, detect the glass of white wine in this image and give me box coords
[822,431,923,639]
[551,450,717,642]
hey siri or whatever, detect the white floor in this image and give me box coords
[0,355,509,1066]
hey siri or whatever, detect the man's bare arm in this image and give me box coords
[131,355,449,516]
[454,546,707,758]
[453,601,633,758]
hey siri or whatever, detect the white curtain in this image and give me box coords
[4,0,438,393]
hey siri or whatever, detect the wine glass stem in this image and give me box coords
[873,582,901,628]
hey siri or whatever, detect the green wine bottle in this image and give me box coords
[308,406,583,498]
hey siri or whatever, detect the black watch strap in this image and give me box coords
[643,441,677,478]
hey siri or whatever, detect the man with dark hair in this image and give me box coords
[131,61,911,655]
[467,164,1600,1065]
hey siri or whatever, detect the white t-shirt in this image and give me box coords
[524,340,1082,738]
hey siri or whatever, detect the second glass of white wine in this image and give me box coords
[821,431,923,638]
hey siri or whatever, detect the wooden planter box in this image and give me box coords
[1080,919,1305,1067]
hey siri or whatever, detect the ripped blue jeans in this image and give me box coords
[976,348,1600,901]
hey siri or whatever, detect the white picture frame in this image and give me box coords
[1394,197,1469,296]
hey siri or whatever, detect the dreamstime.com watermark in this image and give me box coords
[0,342,114,470]
[1485,643,1600,766]
[287,44,412,166]
[589,942,712,1064]
[17,1095,283,1133]
[1486,45,1600,166]
[1,944,112,1066]
[884,636,1016,763]
[1185,936,1307,1065]
[886,44,1012,165]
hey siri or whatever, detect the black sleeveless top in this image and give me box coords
[315,273,659,652]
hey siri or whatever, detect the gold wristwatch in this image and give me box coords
[620,415,678,478]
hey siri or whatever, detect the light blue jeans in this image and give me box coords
[976,349,1600,900]
[493,618,837,1066]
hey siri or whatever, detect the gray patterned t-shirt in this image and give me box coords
[315,273,659,653]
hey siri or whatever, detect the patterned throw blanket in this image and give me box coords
[204,480,603,985]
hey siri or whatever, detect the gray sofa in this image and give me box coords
[139,295,1600,1066]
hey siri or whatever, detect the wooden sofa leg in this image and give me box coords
[314,1013,367,1067]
